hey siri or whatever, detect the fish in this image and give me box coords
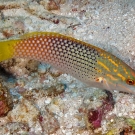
[0,31,135,94]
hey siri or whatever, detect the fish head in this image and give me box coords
[95,66,135,94]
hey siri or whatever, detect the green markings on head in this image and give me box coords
[96,51,135,87]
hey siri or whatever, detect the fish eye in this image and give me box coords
[126,79,134,85]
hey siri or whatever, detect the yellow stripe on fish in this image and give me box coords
[97,61,110,72]
[0,31,135,94]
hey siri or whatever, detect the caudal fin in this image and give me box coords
[0,40,18,62]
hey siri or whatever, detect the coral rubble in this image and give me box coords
[0,82,13,117]
[0,0,135,134]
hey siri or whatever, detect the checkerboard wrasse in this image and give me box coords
[0,32,135,94]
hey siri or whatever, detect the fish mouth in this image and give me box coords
[116,83,135,94]
[86,78,135,95]
[101,78,135,94]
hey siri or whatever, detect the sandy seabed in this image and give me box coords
[0,0,135,134]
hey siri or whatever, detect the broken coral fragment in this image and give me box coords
[40,0,63,11]
[0,122,29,135]
[0,59,39,76]
[49,67,62,77]
[39,111,60,134]
[22,84,65,103]
[7,98,39,126]
[0,82,13,117]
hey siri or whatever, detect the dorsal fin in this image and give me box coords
[20,32,49,39]
[19,31,102,51]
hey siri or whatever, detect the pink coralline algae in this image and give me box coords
[87,91,114,129]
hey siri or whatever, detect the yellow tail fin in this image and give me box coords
[0,40,18,62]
